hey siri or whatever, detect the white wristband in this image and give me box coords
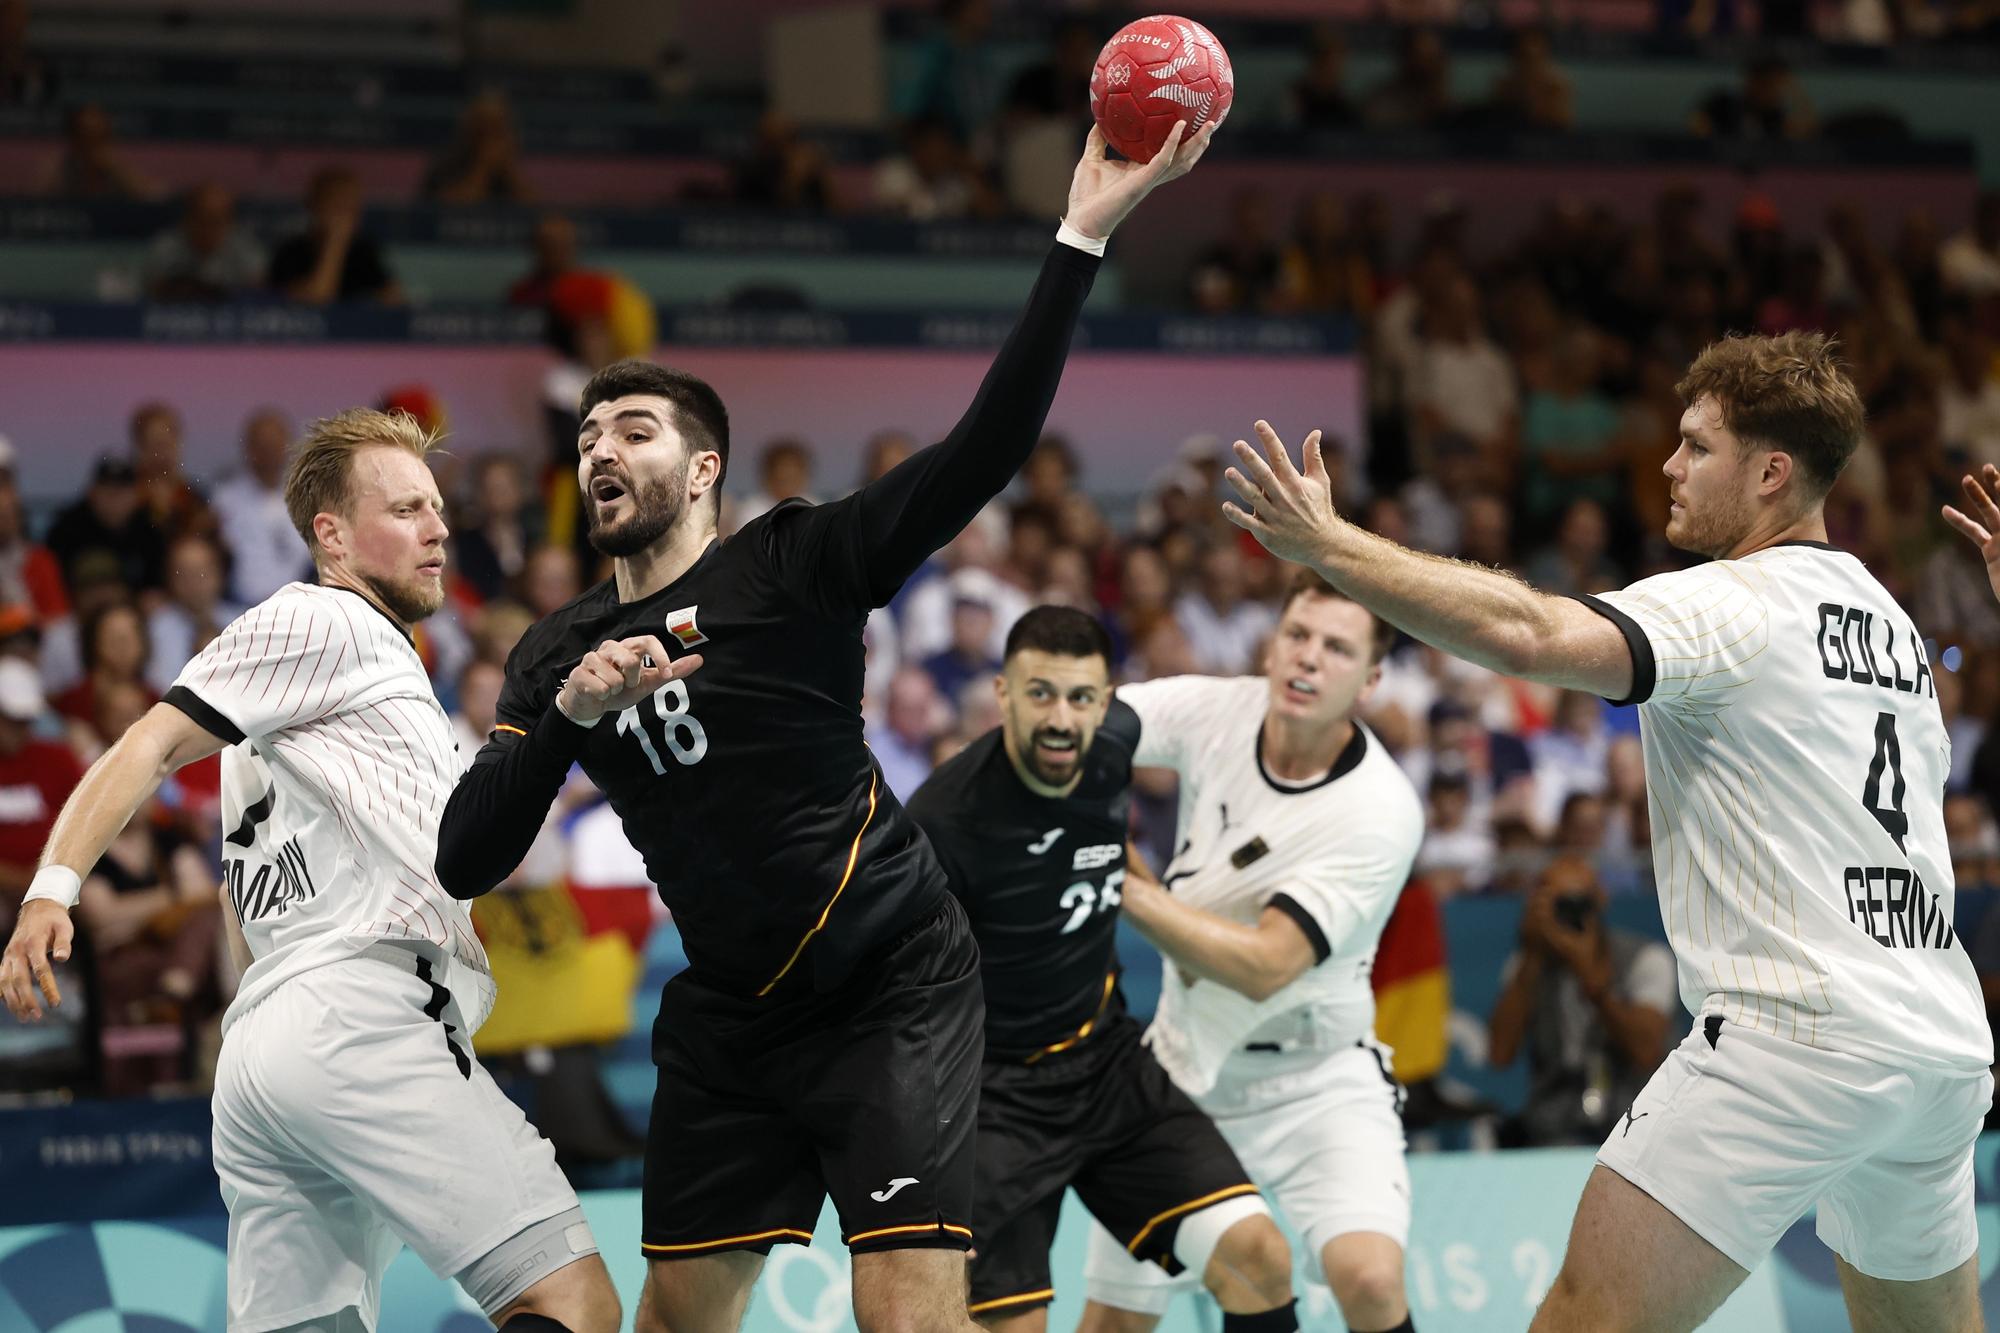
[23,865,81,911]
[553,690,602,729]
[1056,219,1108,256]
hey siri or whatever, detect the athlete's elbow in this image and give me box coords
[432,821,494,900]
[435,858,495,900]
[1239,976,1285,1003]
[436,866,472,900]
[1484,617,1546,680]
[1239,961,1301,1004]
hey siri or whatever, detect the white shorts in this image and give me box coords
[211,948,585,1332]
[1597,1015,1993,1282]
[1083,1040,1411,1314]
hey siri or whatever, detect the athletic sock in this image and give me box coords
[1222,1300,1298,1333]
[1352,1316,1415,1333]
[497,1317,574,1333]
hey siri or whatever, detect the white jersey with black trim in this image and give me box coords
[166,582,494,1035]
[1116,675,1424,1095]
[1582,541,1990,1073]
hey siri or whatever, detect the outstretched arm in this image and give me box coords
[832,124,1214,605]
[1,702,226,1019]
[1222,421,1635,698]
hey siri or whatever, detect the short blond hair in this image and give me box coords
[284,408,442,561]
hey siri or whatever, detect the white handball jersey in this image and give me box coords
[1583,542,1990,1073]
[1117,675,1424,1094]
[167,583,494,1035]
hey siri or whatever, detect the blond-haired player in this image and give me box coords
[1222,332,1991,1332]
[0,411,674,1333]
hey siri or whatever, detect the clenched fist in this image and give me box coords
[556,635,704,726]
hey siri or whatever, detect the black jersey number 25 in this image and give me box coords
[1861,711,1908,853]
[615,679,709,772]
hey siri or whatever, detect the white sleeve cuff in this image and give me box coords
[553,692,603,729]
[24,866,82,910]
[1056,220,1109,256]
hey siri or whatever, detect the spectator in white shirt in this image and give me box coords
[734,437,819,524]
[1939,310,2000,467]
[452,658,505,763]
[143,182,266,302]
[1416,768,1495,897]
[1408,272,1518,470]
[1940,192,2000,298]
[210,408,308,606]
[896,510,1027,662]
[873,117,1001,222]
[1174,541,1277,675]
[865,666,948,801]
[1530,689,1612,833]
[146,533,243,693]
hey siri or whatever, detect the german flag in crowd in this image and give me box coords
[1370,880,1450,1085]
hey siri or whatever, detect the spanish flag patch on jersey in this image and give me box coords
[665,605,707,649]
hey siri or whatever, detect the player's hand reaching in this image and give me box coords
[0,900,74,1022]
[557,635,704,727]
[1221,421,1348,567]
[1062,120,1214,244]
[1943,463,2000,606]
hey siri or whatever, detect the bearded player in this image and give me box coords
[1225,332,1992,1332]
[906,606,1297,1333]
[2,410,628,1332]
[434,125,1211,1333]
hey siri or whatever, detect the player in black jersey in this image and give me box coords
[906,608,1296,1333]
[434,123,1211,1333]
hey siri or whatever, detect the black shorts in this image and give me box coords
[641,898,984,1260]
[967,1016,1257,1318]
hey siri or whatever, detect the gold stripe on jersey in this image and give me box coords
[969,1290,1056,1315]
[642,1227,814,1254]
[1024,971,1118,1064]
[845,1222,974,1245]
[757,774,879,998]
[1125,1184,1262,1255]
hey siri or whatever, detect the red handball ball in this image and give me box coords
[1089,15,1234,164]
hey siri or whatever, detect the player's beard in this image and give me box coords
[1023,725,1086,786]
[588,458,687,558]
[1665,483,1755,559]
[362,568,446,623]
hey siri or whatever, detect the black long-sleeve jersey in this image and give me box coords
[904,700,1141,1061]
[436,242,1100,998]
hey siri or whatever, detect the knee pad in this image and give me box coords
[1171,1192,1276,1279]
[456,1205,598,1315]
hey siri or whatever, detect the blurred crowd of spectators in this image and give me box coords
[7,265,2000,1121]
[8,151,2000,1129]
[8,1,1981,251]
[9,2,2000,1146]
